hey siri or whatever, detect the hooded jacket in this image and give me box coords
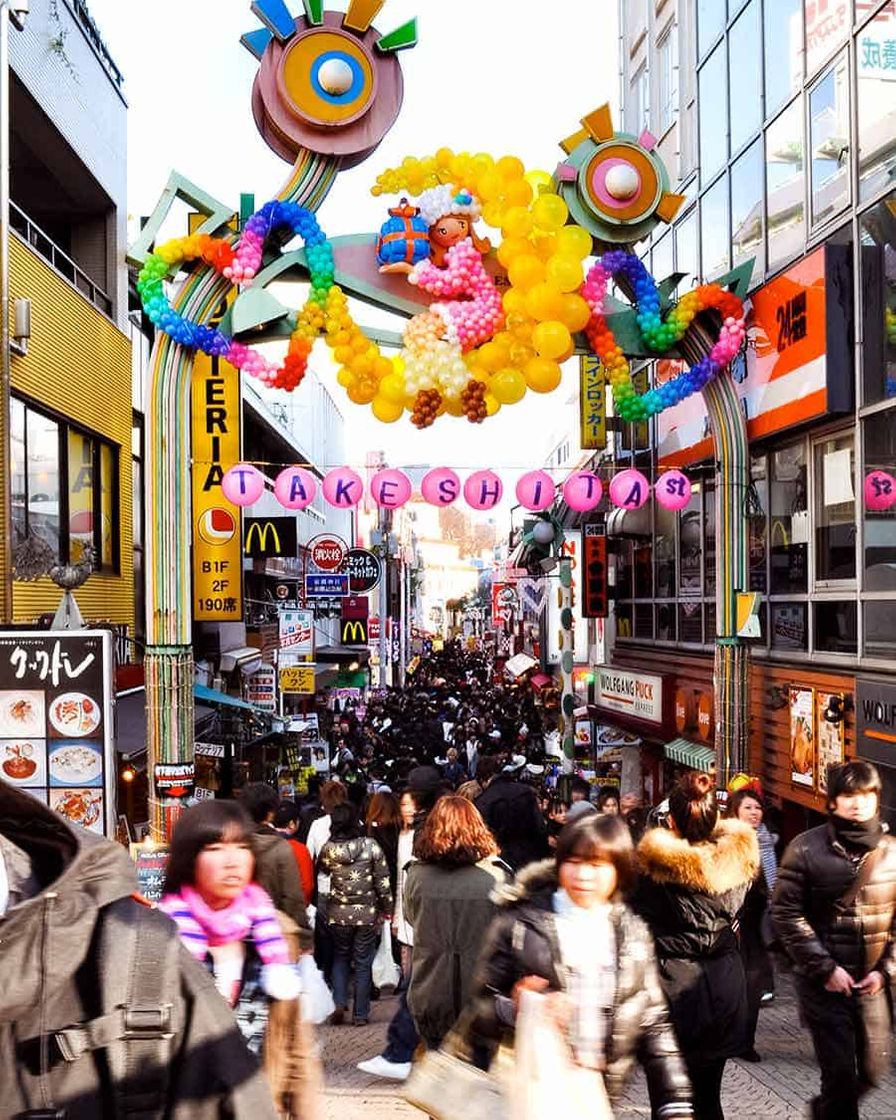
[771,819,896,986]
[633,820,759,1065]
[468,860,692,1117]
[317,835,392,926]
[0,780,277,1119]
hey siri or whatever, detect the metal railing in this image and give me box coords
[9,201,113,317]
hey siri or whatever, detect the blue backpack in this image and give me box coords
[376,198,430,267]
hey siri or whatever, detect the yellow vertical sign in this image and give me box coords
[191,353,243,621]
[579,356,606,450]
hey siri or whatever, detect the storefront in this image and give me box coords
[855,677,896,829]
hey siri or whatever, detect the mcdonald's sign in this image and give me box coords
[244,517,298,559]
[341,618,369,646]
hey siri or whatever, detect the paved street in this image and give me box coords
[319,967,896,1119]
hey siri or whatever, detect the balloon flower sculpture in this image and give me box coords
[137,148,745,429]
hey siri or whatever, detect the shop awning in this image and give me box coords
[219,647,264,675]
[505,652,538,678]
[664,737,716,773]
[115,688,215,758]
[316,645,371,664]
[194,683,257,711]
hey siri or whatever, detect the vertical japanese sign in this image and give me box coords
[0,630,114,836]
[279,608,314,656]
[579,356,606,450]
[191,352,243,621]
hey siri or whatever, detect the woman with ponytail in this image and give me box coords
[633,772,759,1120]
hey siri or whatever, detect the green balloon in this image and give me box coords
[562,694,575,717]
[562,734,575,758]
[559,565,572,588]
[560,608,573,629]
[561,651,574,674]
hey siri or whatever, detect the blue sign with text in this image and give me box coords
[305,573,349,598]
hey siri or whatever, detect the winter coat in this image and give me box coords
[404,857,508,1048]
[252,825,310,939]
[633,820,759,1065]
[771,820,896,987]
[368,821,400,896]
[475,775,549,871]
[317,835,393,926]
[0,780,278,1120]
[468,860,692,1115]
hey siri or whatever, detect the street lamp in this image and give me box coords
[0,0,29,623]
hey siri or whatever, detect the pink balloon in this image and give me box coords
[655,469,692,511]
[864,470,896,512]
[274,466,317,510]
[371,468,412,509]
[221,464,265,507]
[322,467,363,507]
[562,470,603,512]
[609,468,649,510]
[464,470,503,511]
[515,470,555,511]
[421,467,461,506]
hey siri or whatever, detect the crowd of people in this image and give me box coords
[1,644,895,1120]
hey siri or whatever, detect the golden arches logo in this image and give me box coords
[245,520,282,555]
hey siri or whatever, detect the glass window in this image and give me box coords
[863,411,896,590]
[675,208,699,284]
[701,174,730,280]
[634,542,653,598]
[698,0,726,58]
[67,430,95,566]
[699,43,728,183]
[616,540,634,600]
[100,443,115,569]
[706,598,717,640]
[804,0,848,77]
[729,1,762,153]
[704,482,716,596]
[657,21,679,134]
[809,56,850,226]
[631,64,649,134]
[652,232,674,281]
[857,3,896,202]
[771,601,808,649]
[132,456,143,550]
[770,442,808,593]
[11,398,25,544]
[616,602,633,639]
[655,502,676,597]
[765,0,803,114]
[634,603,654,639]
[678,601,704,643]
[731,140,765,275]
[766,99,805,271]
[679,491,703,597]
[748,455,768,592]
[814,600,857,653]
[28,410,60,555]
[865,601,896,659]
[656,603,676,641]
[859,193,896,405]
[814,434,856,581]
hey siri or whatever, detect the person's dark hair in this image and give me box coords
[328,801,363,841]
[597,787,620,809]
[569,776,591,800]
[320,779,347,813]
[667,772,718,843]
[241,782,279,824]
[476,754,500,785]
[274,800,299,830]
[414,795,498,868]
[163,800,253,895]
[726,788,764,820]
[827,761,881,809]
[555,814,635,896]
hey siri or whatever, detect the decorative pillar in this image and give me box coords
[558,556,575,774]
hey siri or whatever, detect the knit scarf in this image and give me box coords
[160,882,290,965]
[756,822,778,892]
[831,814,884,853]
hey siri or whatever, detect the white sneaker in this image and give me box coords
[357,1055,412,1082]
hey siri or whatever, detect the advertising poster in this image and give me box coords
[790,687,816,787]
[246,664,277,711]
[0,630,114,835]
[816,692,845,794]
[279,608,314,655]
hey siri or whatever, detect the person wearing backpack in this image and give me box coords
[0,778,278,1120]
[771,761,896,1120]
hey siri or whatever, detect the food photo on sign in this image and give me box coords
[790,688,816,788]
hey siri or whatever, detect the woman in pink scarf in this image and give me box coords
[160,800,322,1120]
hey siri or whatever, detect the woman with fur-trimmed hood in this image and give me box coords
[633,773,759,1120]
[467,814,693,1118]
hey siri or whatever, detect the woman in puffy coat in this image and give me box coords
[633,773,759,1120]
[469,814,693,1118]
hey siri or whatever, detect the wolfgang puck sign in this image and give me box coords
[856,678,896,767]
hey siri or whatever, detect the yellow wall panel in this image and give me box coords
[9,236,135,632]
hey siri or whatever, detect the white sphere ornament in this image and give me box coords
[605,163,640,201]
[532,520,556,545]
[318,57,354,96]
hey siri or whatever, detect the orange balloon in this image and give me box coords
[557,293,593,332]
[532,320,572,360]
[524,357,563,393]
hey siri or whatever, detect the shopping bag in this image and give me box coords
[372,920,401,989]
[506,990,613,1119]
[297,953,335,1024]
[404,1046,508,1120]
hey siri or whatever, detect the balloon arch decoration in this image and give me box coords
[131,0,755,839]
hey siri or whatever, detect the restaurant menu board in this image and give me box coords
[132,846,170,904]
[0,631,114,836]
[816,692,845,794]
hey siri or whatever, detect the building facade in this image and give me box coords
[613,0,896,832]
[8,0,133,635]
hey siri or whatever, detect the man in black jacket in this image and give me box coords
[771,761,896,1120]
[475,754,549,872]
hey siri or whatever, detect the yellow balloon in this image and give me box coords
[525,169,554,192]
[490,367,527,404]
[348,381,377,405]
[484,391,501,416]
[557,340,577,363]
[532,320,572,360]
[477,170,502,201]
[524,357,563,393]
[546,254,584,293]
[532,193,569,232]
[533,233,559,262]
[507,254,545,291]
[524,281,564,323]
[497,235,532,269]
[371,395,404,423]
[557,293,593,332]
[482,201,504,227]
[504,180,534,207]
[443,396,465,417]
[556,224,594,259]
[477,341,507,373]
[336,367,355,388]
[496,154,525,182]
[379,372,407,403]
[502,287,529,317]
[503,206,534,238]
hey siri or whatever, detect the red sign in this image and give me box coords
[309,534,347,571]
[341,595,369,621]
[369,617,380,641]
[582,526,608,619]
